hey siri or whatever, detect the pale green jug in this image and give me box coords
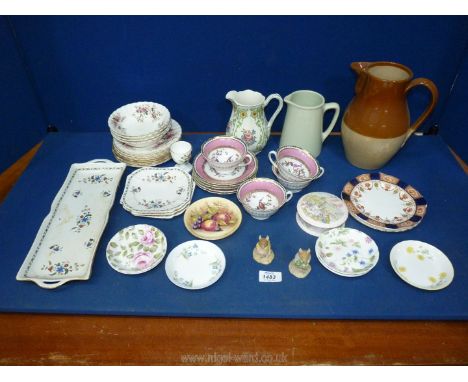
[279,90,340,157]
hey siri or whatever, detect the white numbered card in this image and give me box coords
[259,271,282,283]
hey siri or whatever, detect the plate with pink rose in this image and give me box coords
[106,224,167,274]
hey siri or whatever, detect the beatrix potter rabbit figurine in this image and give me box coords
[289,248,312,278]
[253,235,275,265]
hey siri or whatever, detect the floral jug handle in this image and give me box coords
[403,78,439,146]
[264,94,284,130]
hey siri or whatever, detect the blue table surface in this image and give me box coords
[0,132,467,320]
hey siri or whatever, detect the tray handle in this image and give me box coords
[30,278,71,289]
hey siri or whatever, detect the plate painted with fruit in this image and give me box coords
[183,197,242,240]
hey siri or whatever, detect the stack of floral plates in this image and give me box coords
[120,167,195,219]
[109,102,182,167]
[192,153,258,194]
[296,192,348,236]
[341,172,427,232]
[315,227,379,277]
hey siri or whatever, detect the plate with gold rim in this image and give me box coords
[341,172,427,232]
[184,197,242,240]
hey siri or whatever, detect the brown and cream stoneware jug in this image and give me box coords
[341,61,438,169]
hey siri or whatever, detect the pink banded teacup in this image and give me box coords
[202,136,253,171]
[237,178,293,220]
[268,146,320,182]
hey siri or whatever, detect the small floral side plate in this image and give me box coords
[390,240,454,291]
[183,197,242,240]
[315,227,379,277]
[106,224,167,275]
[341,173,427,232]
[165,240,226,290]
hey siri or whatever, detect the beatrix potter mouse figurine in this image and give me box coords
[253,235,275,265]
[289,248,312,278]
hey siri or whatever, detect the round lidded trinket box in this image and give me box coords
[296,192,348,236]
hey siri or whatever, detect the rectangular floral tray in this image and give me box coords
[16,159,126,289]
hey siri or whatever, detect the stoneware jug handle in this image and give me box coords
[268,150,278,169]
[403,77,439,146]
[322,102,340,142]
[264,93,284,130]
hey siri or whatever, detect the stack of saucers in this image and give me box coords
[109,101,181,167]
[192,136,258,195]
[120,167,195,219]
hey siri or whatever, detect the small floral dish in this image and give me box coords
[268,146,321,182]
[106,224,167,275]
[390,240,454,291]
[315,227,379,277]
[341,172,427,232]
[184,197,242,240]
[201,136,253,171]
[271,164,324,193]
[165,240,226,290]
[237,178,293,220]
[296,192,348,236]
[170,141,193,173]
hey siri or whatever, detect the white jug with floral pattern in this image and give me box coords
[225,89,283,154]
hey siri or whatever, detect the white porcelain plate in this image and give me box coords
[121,167,193,216]
[165,240,226,289]
[341,173,427,232]
[390,240,454,291]
[106,224,167,274]
[315,227,379,277]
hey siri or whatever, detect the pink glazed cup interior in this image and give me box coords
[278,147,319,178]
[202,137,246,158]
[238,179,286,205]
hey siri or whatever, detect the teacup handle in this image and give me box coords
[264,94,284,130]
[268,151,278,170]
[313,166,325,180]
[239,153,253,167]
[322,102,340,142]
[285,191,293,202]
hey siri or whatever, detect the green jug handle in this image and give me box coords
[264,94,284,130]
[403,78,439,146]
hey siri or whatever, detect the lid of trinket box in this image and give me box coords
[297,192,348,229]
